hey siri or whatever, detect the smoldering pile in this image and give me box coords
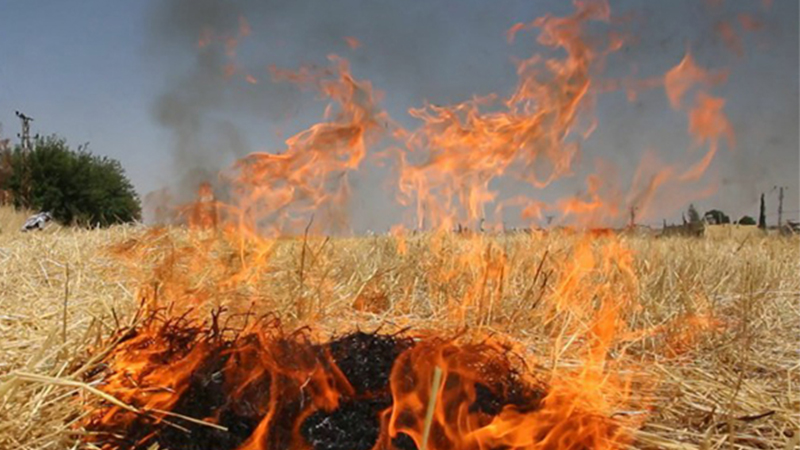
[82,311,546,450]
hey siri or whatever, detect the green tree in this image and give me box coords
[687,204,701,224]
[0,126,12,200]
[704,209,730,225]
[2,135,141,226]
[738,215,756,226]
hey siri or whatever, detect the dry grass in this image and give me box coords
[704,224,765,241]
[0,208,798,449]
[0,205,32,235]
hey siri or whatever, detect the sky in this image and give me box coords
[0,0,797,231]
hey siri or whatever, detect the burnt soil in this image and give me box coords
[86,328,544,450]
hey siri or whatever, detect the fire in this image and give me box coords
[86,313,643,450]
[198,28,214,49]
[715,21,744,57]
[91,228,670,449]
[395,0,614,230]
[344,36,362,50]
[83,1,744,449]
[738,13,763,32]
[681,92,735,182]
[663,53,727,110]
[231,55,389,235]
[197,15,255,84]
[170,0,737,232]
[184,181,220,230]
[239,16,251,37]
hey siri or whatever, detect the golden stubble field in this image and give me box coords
[0,206,798,450]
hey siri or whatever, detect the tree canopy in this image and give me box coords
[738,215,756,226]
[704,209,731,225]
[2,135,141,227]
[687,204,701,224]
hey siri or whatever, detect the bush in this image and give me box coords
[0,131,11,203]
[3,135,141,226]
[703,209,730,225]
[738,215,756,226]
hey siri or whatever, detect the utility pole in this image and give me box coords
[628,205,638,228]
[15,111,34,152]
[15,111,35,209]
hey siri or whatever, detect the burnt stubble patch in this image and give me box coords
[86,323,545,450]
[301,398,392,450]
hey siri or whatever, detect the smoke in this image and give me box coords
[144,0,799,228]
[146,0,290,206]
[143,0,562,225]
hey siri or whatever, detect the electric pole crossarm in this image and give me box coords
[15,110,34,152]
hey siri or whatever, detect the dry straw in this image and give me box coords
[0,206,798,449]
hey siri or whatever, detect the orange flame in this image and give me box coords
[230,55,389,235]
[664,52,727,110]
[184,182,219,229]
[198,28,214,49]
[88,315,644,450]
[681,92,735,181]
[179,1,734,232]
[344,36,362,50]
[239,16,251,37]
[89,2,750,449]
[715,21,744,57]
[394,0,618,230]
[738,13,763,31]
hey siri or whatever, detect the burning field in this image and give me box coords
[0,223,798,449]
[0,1,798,449]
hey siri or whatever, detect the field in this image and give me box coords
[0,205,798,450]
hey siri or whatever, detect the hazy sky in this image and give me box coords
[1,0,797,230]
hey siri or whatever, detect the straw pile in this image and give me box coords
[0,205,798,449]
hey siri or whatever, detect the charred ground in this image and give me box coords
[83,315,545,450]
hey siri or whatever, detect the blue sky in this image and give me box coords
[1,0,797,229]
[1,1,161,188]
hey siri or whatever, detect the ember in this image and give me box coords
[83,313,594,450]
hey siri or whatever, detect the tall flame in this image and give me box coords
[395,0,615,230]
[231,55,389,236]
[85,1,744,449]
[168,0,737,233]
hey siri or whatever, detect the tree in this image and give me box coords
[738,215,756,226]
[758,193,766,229]
[2,135,141,226]
[704,209,730,225]
[687,204,701,224]
[0,125,12,204]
